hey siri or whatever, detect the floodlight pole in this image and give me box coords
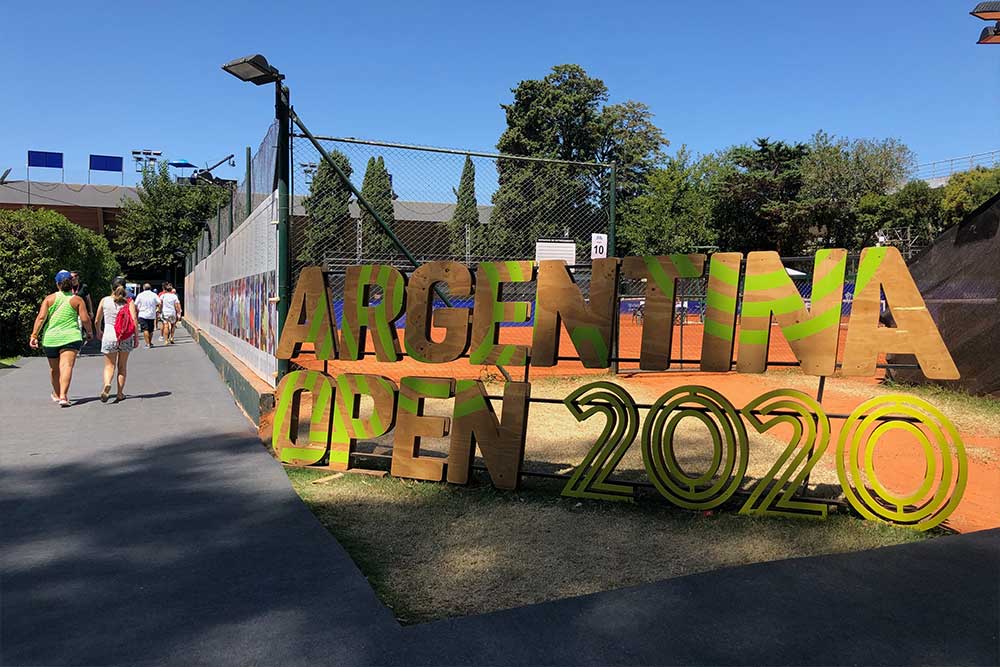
[276,81,291,380]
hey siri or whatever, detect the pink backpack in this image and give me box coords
[114,299,136,342]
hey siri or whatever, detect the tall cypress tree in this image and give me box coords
[299,150,352,265]
[448,156,479,259]
[360,156,396,259]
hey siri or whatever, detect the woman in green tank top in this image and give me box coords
[29,270,95,407]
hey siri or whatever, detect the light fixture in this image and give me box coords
[221,54,284,85]
[971,1,1000,20]
[972,3,1000,43]
[978,21,1000,43]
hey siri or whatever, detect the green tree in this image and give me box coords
[595,99,668,206]
[799,131,914,249]
[299,150,353,264]
[360,156,396,259]
[619,147,715,255]
[940,165,1000,228]
[447,156,480,258]
[710,138,812,255]
[492,64,667,257]
[0,208,119,356]
[856,180,945,249]
[115,162,230,274]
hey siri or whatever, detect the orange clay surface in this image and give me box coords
[289,316,1000,534]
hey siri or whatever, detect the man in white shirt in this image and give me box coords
[134,284,161,349]
[159,283,182,345]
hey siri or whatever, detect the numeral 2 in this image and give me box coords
[739,389,830,519]
[561,381,639,501]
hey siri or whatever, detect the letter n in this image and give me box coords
[532,258,619,368]
[447,380,530,490]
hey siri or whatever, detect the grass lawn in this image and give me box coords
[0,356,20,368]
[286,466,932,625]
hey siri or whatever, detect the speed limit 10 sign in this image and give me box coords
[591,233,608,259]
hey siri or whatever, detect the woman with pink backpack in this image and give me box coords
[93,277,139,403]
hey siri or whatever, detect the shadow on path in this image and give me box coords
[2,433,396,666]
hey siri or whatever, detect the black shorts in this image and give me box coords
[43,341,83,358]
[138,317,156,333]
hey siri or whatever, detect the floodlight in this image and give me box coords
[979,21,1000,42]
[221,54,284,85]
[971,1,1000,20]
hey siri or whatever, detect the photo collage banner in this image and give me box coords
[210,271,278,357]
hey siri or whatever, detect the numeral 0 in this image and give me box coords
[640,386,749,510]
[836,395,967,531]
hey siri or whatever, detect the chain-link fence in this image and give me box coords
[189,121,278,269]
[287,134,615,379]
[289,135,614,277]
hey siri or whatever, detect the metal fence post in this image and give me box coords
[609,163,619,374]
[276,83,291,380]
[608,163,617,258]
[245,145,252,216]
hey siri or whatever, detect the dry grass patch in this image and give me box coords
[287,467,930,625]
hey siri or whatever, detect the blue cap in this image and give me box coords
[55,269,72,285]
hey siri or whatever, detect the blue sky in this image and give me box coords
[3,0,998,186]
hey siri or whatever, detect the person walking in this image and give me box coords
[134,283,160,348]
[29,269,94,407]
[93,278,139,402]
[159,283,182,344]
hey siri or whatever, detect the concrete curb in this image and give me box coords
[182,320,274,425]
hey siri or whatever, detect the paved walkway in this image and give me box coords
[2,328,998,665]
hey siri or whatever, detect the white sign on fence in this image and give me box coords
[535,238,577,265]
[591,233,608,259]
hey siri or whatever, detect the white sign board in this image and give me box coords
[591,233,608,259]
[535,239,577,265]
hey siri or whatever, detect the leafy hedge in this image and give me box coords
[0,208,120,356]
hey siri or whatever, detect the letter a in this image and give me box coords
[276,266,338,360]
[843,247,958,379]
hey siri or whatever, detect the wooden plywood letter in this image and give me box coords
[330,374,398,471]
[621,254,706,370]
[340,265,406,362]
[842,246,958,379]
[447,380,531,490]
[700,253,742,372]
[276,266,338,360]
[469,261,535,366]
[391,376,455,482]
[272,370,334,466]
[532,258,620,368]
[737,249,846,376]
[404,261,473,363]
